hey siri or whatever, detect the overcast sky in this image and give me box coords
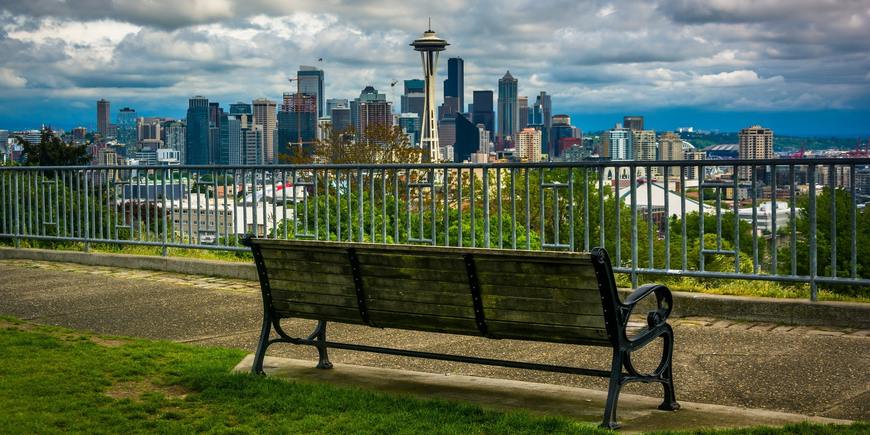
[1,0,869,135]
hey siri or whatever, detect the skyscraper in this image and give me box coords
[297,65,325,118]
[454,113,481,163]
[326,98,348,116]
[738,125,774,179]
[516,128,542,162]
[162,120,186,163]
[229,102,252,116]
[632,129,657,177]
[185,96,210,164]
[116,107,137,147]
[410,26,449,162]
[605,124,632,161]
[471,90,494,139]
[277,93,317,158]
[443,57,464,113]
[353,86,392,139]
[331,107,351,133]
[623,116,644,131]
[658,132,684,178]
[97,99,110,136]
[398,113,421,146]
[252,98,277,163]
[401,79,425,118]
[534,91,552,152]
[497,71,518,143]
[550,114,574,159]
[518,96,529,131]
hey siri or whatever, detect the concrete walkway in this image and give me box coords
[1,259,868,428]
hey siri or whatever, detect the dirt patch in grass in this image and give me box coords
[104,380,191,401]
[89,336,129,347]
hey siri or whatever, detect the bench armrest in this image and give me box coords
[623,283,673,329]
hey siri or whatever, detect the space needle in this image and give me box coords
[410,21,449,162]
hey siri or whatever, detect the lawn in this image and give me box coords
[0,317,866,434]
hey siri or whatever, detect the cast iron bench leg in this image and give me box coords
[314,320,333,369]
[601,348,625,429]
[252,307,272,375]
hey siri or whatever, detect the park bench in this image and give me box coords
[242,238,679,429]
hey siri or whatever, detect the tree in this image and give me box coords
[305,124,422,164]
[17,127,89,166]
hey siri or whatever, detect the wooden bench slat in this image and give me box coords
[264,259,352,276]
[368,311,479,334]
[473,257,596,276]
[486,320,610,344]
[271,292,358,308]
[269,278,354,297]
[268,271,355,287]
[476,271,596,290]
[481,294,605,316]
[355,252,466,269]
[479,283,601,302]
[485,308,605,329]
[259,248,350,264]
[367,299,475,318]
[359,266,469,284]
[271,300,364,324]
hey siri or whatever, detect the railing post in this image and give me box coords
[83,170,90,253]
[808,164,817,301]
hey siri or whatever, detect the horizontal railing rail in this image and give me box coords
[2,158,869,300]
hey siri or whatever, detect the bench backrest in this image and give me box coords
[249,239,621,347]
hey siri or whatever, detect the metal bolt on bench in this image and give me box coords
[242,236,679,429]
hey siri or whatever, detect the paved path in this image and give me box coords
[1,259,868,422]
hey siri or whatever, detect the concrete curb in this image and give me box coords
[2,247,868,329]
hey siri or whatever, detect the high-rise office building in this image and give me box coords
[353,86,392,139]
[278,93,318,158]
[518,96,529,131]
[116,107,137,147]
[252,98,277,163]
[534,91,552,152]
[297,65,325,118]
[497,71,518,142]
[472,90,495,139]
[97,99,110,136]
[326,98,348,116]
[185,96,210,164]
[137,117,162,142]
[162,120,186,164]
[241,123,264,165]
[398,113,421,146]
[604,124,632,161]
[439,96,460,120]
[331,107,351,133]
[443,57,464,112]
[209,103,223,164]
[401,79,425,118]
[623,116,644,131]
[438,117,456,150]
[738,125,774,179]
[658,132,684,178]
[633,130,657,161]
[516,128,542,162]
[454,113,481,163]
[229,102,252,116]
[550,114,574,159]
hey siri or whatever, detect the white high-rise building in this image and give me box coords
[516,128,542,162]
[252,99,276,163]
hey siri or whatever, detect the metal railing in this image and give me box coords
[1,158,869,299]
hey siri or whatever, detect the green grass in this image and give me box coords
[0,317,866,434]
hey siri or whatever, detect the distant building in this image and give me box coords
[326,98,348,117]
[443,58,464,112]
[516,128,542,162]
[398,113,421,146]
[297,65,325,117]
[229,102,252,116]
[116,107,137,147]
[454,113,480,163]
[633,130,658,177]
[604,124,632,161]
[137,117,162,142]
[277,93,317,158]
[497,71,518,142]
[353,86,391,139]
[438,116,456,150]
[533,92,552,152]
[471,90,495,140]
[705,144,739,159]
[186,97,210,164]
[401,79,424,119]
[162,120,186,164]
[97,99,110,137]
[330,106,351,133]
[518,96,529,131]
[738,125,774,179]
[658,132,684,178]
[549,114,574,159]
[623,116,644,131]
[252,99,277,163]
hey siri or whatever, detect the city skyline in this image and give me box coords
[1,1,869,135]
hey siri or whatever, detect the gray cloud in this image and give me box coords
[0,0,869,127]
